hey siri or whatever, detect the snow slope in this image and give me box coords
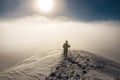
[0,49,120,80]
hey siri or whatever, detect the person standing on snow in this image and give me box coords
[63,40,71,57]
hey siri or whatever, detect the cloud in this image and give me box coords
[0,0,34,19]
[1,0,120,21]
[0,15,120,63]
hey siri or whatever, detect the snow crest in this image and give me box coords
[0,50,120,80]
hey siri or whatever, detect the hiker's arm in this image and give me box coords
[68,44,71,48]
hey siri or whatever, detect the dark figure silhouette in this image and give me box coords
[63,40,71,57]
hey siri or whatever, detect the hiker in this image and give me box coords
[63,40,71,57]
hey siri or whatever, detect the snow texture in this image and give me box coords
[0,49,120,80]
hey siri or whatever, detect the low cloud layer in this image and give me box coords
[0,16,120,69]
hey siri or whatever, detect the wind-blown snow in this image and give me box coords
[0,49,120,80]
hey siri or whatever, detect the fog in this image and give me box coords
[0,16,120,72]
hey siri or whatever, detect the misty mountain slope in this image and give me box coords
[0,50,63,80]
[0,50,120,80]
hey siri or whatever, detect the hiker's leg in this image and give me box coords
[66,50,68,57]
[65,52,67,57]
[64,50,66,57]
[63,50,66,57]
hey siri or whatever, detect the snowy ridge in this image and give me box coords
[0,50,63,80]
[0,50,120,80]
[46,50,120,80]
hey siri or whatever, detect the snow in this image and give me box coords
[0,49,120,80]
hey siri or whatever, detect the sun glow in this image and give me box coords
[36,0,55,13]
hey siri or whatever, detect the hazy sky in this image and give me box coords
[0,0,120,72]
[0,0,120,20]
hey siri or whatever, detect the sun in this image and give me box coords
[36,0,55,13]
